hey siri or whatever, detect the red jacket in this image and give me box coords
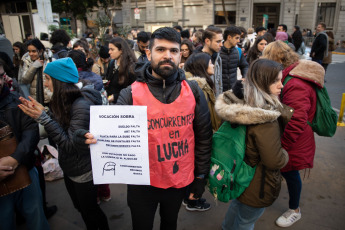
[280,60,325,172]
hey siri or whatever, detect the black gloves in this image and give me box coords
[232,80,244,99]
[189,177,207,199]
[72,129,89,149]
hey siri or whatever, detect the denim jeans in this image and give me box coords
[312,58,323,65]
[0,167,49,230]
[281,170,302,210]
[222,199,265,230]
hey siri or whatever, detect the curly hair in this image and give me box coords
[262,41,299,68]
[50,29,71,46]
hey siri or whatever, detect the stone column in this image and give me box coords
[201,0,214,28]
[173,0,183,25]
[122,0,132,27]
[236,0,251,29]
[146,0,156,22]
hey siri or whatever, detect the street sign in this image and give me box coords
[134,8,140,19]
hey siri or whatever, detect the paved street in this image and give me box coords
[18,54,345,230]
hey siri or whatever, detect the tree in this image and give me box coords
[95,12,111,45]
[51,0,99,29]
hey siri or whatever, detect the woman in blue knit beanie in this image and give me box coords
[18,57,110,230]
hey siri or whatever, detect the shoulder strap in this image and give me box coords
[280,75,293,100]
[237,47,242,62]
[185,80,200,104]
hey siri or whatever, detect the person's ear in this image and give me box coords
[205,38,210,46]
[146,49,151,61]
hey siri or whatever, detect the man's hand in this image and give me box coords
[189,177,206,200]
[0,156,19,169]
[85,133,97,144]
[0,157,18,181]
[0,165,14,181]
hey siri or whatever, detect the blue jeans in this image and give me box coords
[281,170,302,210]
[312,58,323,65]
[0,167,49,230]
[222,199,265,230]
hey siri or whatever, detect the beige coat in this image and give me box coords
[92,58,108,77]
[19,52,51,103]
[187,76,222,132]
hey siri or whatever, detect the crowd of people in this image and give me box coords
[0,21,332,230]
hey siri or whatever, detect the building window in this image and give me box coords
[215,11,236,25]
[317,3,336,29]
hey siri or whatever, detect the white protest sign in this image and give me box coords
[89,105,150,185]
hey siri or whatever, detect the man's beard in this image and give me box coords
[210,46,218,54]
[140,49,146,55]
[152,59,178,79]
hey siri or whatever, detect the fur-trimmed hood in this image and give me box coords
[287,59,325,88]
[187,76,208,89]
[215,91,281,125]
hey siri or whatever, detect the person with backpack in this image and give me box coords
[49,29,71,60]
[263,41,325,227]
[193,26,223,97]
[182,52,222,212]
[219,26,249,92]
[18,57,109,230]
[215,58,291,230]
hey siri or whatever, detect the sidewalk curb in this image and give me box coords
[332,52,345,55]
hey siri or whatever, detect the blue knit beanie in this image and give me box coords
[44,57,79,83]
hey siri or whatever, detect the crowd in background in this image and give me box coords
[0,21,333,230]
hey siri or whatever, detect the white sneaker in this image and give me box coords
[276,209,301,227]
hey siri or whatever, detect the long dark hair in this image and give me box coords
[246,36,267,65]
[13,41,27,58]
[109,37,137,84]
[181,39,194,63]
[49,77,82,129]
[184,53,214,90]
[13,41,27,68]
[26,39,45,52]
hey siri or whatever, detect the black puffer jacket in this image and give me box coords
[43,88,102,176]
[105,60,136,103]
[116,62,213,176]
[219,46,249,92]
[0,91,39,170]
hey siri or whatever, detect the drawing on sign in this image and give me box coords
[102,162,116,176]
